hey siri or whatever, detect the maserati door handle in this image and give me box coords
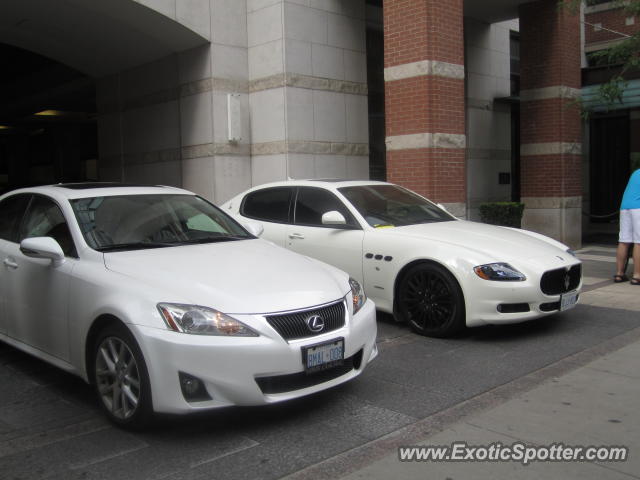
[288,233,305,240]
[3,258,18,269]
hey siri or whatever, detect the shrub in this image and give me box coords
[479,202,525,228]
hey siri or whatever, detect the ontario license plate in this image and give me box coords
[302,338,344,373]
[560,291,578,311]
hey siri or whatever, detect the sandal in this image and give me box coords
[631,278,640,285]
[614,274,629,283]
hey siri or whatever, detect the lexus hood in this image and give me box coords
[103,239,349,314]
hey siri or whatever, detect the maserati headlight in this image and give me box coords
[474,263,526,281]
[349,277,366,314]
[157,303,258,336]
[566,248,577,258]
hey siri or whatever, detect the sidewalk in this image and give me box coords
[336,246,640,479]
[284,245,640,480]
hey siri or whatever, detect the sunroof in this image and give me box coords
[55,183,152,190]
[310,179,348,183]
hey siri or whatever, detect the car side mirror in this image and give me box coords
[322,211,347,226]
[243,221,264,237]
[20,237,65,266]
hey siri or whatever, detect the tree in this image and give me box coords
[567,0,640,110]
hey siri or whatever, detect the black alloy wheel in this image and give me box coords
[397,263,465,337]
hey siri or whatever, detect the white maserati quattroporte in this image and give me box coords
[0,184,377,427]
[223,180,582,337]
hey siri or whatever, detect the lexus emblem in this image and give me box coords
[305,315,325,333]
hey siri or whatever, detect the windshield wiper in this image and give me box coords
[178,235,252,245]
[95,242,177,252]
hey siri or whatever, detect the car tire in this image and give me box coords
[397,263,465,337]
[93,323,153,429]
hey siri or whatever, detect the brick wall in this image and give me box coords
[383,0,464,68]
[586,7,639,45]
[519,0,582,199]
[383,0,466,205]
[384,76,465,136]
[520,0,581,91]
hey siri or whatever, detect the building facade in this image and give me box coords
[2,0,634,248]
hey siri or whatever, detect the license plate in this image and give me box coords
[302,338,344,373]
[560,291,578,311]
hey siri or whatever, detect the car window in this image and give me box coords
[241,187,293,223]
[70,194,252,251]
[0,194,31,242]
[294,187,359,228]
[338,185,455,227]
[19,195,77,257]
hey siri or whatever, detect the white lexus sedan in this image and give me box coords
[223,180,582,337]
[0,184,377,428]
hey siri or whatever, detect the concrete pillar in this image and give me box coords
[96,0,252,205]
[383,0,466,217]
[519,0,582,248]
[247,0,370,185]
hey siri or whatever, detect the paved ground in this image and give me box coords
[1,244,638,480]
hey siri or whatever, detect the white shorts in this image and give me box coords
[619,209,640,243]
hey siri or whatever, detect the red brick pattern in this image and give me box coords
[585,8,639,45]
[519,0,581,91]
[519,0,582,199]
[383,0,466,202]
[383,0,464,68]
[520,154,582,197]
[384,76,465,136]
[387,148,465,202]
[520,98,582,145]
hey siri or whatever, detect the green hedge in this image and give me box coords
[479,202,525,228]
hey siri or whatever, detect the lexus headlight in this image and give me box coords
[349,277,366,315]
[157,303,258,336]
[474,263,526,281]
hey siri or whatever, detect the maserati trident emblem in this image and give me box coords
[305,315,325,333]
[564,273,571,291]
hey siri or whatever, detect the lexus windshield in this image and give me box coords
[70,194,252,251]
[338,185,455,228]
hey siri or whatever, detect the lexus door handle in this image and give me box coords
[3,258,18,269]
[288,233,305,240]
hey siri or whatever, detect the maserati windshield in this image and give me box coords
[70,194,252,251]
[338,185,455,227]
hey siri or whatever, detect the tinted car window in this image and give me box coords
[71,194,251,251]
[241,187,293,223]
[0,194,32,242]
[19,195,77,257]
[294,187,358,227]
[338,185,455,227]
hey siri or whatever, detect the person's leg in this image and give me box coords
[631,209,640,283]
[616,242,631,279]
[617,210,632,281]
[632,243,640,282]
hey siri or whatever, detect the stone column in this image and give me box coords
[383,0,466,217]
[519,0,582,248]
[247,0,369,185]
